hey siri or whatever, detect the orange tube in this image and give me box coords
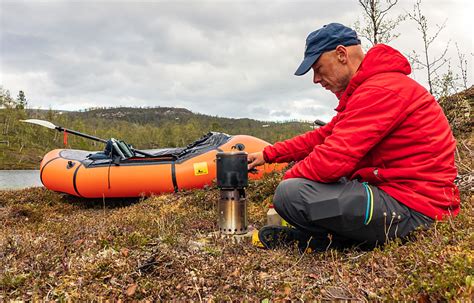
[40,135,286,198]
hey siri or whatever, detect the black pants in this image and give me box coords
[273,178,433,249]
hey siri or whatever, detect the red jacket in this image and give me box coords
[263,44,460,220]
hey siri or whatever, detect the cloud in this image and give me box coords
[1,0,472,121]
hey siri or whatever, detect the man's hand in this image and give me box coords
[248,152,266,170]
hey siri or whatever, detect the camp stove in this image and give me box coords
[216,151,248,235]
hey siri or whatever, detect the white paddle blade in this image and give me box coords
[20,119,57,129]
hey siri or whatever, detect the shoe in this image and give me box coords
[258,225,323,253]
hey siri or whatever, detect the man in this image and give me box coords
[247,23,460,252]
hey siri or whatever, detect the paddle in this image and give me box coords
[20,119,155,157]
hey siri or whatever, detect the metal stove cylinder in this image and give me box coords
[218,189,247,234]
[216,151,248,235]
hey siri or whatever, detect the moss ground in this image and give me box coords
[0,169,472,300]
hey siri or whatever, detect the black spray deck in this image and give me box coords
[58,132,232,168]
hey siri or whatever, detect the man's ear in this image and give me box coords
[335,45,348,63]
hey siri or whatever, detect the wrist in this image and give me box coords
[262,148,271,163]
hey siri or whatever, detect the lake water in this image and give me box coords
[0,170,43,190]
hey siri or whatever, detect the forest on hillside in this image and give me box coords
[0,87,313,169]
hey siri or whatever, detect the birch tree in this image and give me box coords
[407,0,449,96]
[355,0,405,46]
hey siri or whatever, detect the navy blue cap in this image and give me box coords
[295,23,361,76]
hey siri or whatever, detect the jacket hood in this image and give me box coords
[335,44,411,111]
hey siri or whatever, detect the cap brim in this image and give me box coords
[294,53,321,76]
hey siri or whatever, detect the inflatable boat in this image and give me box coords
[40,132,285,198]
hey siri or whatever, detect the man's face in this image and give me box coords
[311,48,352,94]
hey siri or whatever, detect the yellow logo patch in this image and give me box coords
[193,162,209,176]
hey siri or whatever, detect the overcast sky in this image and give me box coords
[1,0,472,122]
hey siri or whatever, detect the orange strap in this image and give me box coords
[63,130,68,146]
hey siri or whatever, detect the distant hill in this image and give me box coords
[71,106,308,130]
[75,107,195,125]
[25,106,314,141]
[27,106,311,129]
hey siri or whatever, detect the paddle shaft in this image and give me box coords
[57,126,155,157]
[22,119,155,157]
[56,126,108,143]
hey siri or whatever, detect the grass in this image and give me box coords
[0,168,472,300]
